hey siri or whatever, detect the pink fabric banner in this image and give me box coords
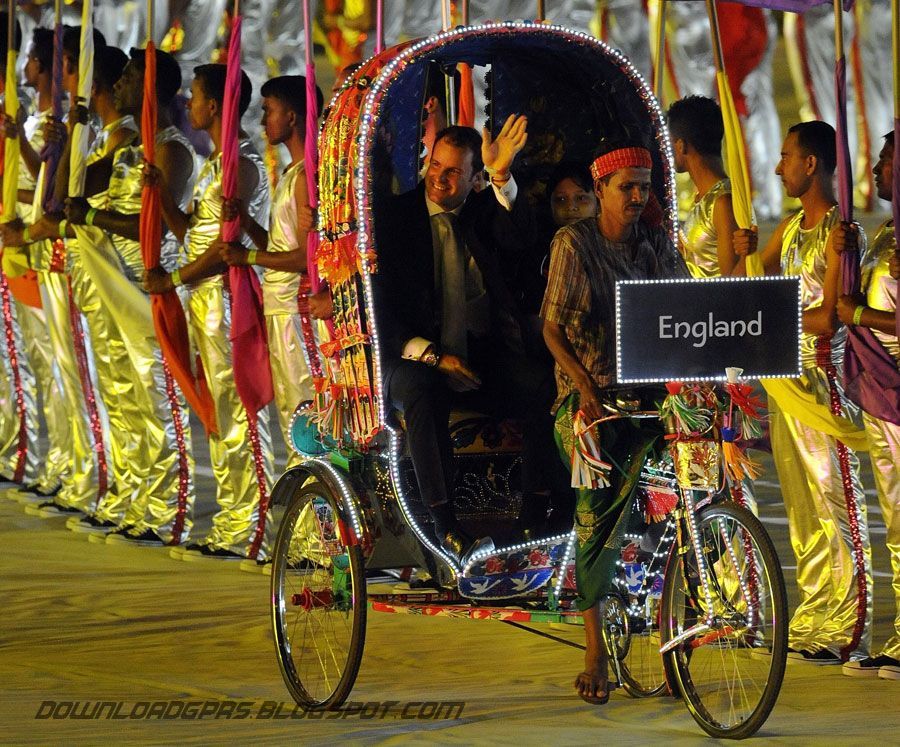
[222,15,274,419]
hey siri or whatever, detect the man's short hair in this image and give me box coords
[433,125,483,174]
[128,47,182,105]
[30,27,56,73]
[260,75,323,120]
[883,130,895,148]
[94,45,128,94]
[788,120,837,175]
[0,12,22,58]
[193,63,253,117]
[666,95,724,158]
[63,26,107,66]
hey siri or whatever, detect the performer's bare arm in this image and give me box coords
[158,154,260,289]
[221,164,312,272]
[542,319,604,423]
[50,114,74,207]
[81,129,139,198]
[3,109,42,180]
[152,139,195,243]
[803,226,846,336]
[836,294,897,336]
[712,192,742,276]
[732,216,789,276]
[65,196,140,240]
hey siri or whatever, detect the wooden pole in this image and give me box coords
[537,0,545,22]
[6,0,13,55]
[833,0,844,64]
[704,0,725,75]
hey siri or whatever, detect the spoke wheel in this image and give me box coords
[602,592,667,697]
[271,479,366,709]
[661,502,787,739]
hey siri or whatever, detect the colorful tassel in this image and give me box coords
[660,382,714,436]
[721,427,762,481]
[571,411,612,489]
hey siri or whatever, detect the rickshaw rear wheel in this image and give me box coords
[271,477,367,709]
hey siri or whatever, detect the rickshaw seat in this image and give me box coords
[394,409,525,455]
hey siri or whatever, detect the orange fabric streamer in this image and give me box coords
[139,42,218,434]
[457,63,475,127]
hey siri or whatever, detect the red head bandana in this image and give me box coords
[590,147,653,182]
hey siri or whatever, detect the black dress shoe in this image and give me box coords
[441,530,495,564]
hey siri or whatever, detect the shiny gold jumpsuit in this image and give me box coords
[83,126,196,540]
[182,139,273,557]
[859,221,899,659]
[770,206,872,657]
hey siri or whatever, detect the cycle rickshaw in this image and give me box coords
[269,21,788,740]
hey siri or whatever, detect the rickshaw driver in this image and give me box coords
[541,143,688,705]
[373,114,563,564]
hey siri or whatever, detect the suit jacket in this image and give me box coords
[371,182,532,380]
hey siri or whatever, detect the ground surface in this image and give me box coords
[1,435,898,746]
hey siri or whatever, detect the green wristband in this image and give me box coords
[85,208,98,226]
[246,249,258,265]
[170,268,183,288]
[851,305,865,326]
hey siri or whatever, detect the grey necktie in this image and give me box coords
[430,211,467,358]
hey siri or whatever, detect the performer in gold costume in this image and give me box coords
[736,121,872,663]
[667,95,757,513]
[63,47,196,546]
[3,27,69,498]
[146,63,274,561]
[220,75,320,470]
[13,42,143,532]
[837,132,900,679]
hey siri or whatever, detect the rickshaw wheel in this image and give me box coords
[601,593,667,698]
[271,477,367,709]
[660,502,787,739]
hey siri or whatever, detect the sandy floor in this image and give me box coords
[1,439,899,746]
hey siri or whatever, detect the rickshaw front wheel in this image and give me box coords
[271,477,367,709]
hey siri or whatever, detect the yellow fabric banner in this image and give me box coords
[715,69,753,230]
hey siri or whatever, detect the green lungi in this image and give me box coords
[554,392,662,611]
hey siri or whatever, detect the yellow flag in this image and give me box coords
[715,70,753,230]
[2,49,19,223]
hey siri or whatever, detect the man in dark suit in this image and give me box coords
[373,117,562,562]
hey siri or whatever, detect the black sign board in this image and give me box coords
[615,276,801,383]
